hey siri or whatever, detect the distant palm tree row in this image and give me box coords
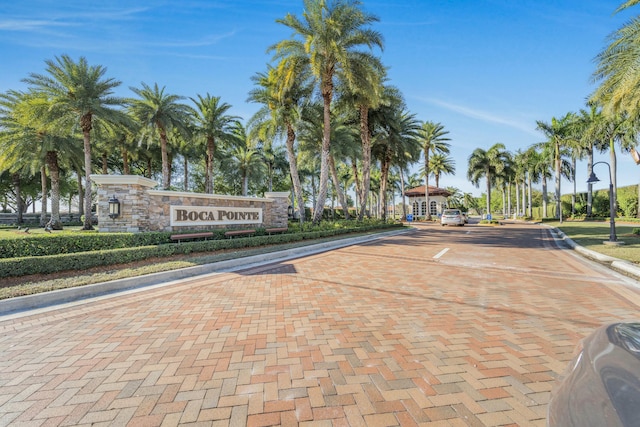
[467,0,640,220]
[0,0,459,230]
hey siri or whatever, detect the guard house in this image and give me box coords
[404,185,451,218]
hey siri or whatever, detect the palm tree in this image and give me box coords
[577,104,601,216]
[129,82,192,190]
[591,112,633,215]
[419,121,451,220]
[248,59,312,223]
[336,59,386,221]
[493,151,513,218]
[591,1,640,117]
[190,94,239,194]
[467,143,508,217]
[297,102,356,220]
[271,0,383,223]
[0,90,83,230]
[428,153,456,188]
[23,55,128,230]
[536,113,578,220]
[227,123,264,196]
[372,107,421,220]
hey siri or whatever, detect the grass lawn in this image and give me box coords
[549,220,640,264]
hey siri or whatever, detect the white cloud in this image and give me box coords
[418,97,539,137]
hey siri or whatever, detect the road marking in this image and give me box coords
[433,248,450,259]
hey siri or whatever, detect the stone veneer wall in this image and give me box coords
[91,175,289,233]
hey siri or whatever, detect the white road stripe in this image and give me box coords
[433,248,450,259]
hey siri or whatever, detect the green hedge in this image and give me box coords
[0,223,402,278]
[0,232,173,259]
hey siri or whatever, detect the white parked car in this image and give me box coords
[441,209,465,226]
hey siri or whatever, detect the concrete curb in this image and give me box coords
[0,228,410,316]
[548,225,640,280]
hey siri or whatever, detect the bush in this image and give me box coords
[0,221,403,278]
[0,232,172,259]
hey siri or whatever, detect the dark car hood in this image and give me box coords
[548,322,640,427]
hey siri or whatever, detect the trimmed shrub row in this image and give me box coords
[0,232,172,259]
[0,223,402,278]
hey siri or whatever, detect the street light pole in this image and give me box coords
[587,161,617,243]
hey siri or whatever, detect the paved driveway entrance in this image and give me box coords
[1,223,639,426]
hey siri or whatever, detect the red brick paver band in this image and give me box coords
[1,222,639,426]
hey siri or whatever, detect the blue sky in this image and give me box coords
[0,0,637,197]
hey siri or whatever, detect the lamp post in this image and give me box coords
[586,161,618,244]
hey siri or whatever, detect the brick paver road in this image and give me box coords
[1,222,640,426]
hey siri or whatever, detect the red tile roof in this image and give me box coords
[404,185,451,197]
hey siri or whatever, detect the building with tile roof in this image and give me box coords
[403,185,451,218]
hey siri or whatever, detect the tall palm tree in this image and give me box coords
[591,112,633,214]
[419,121,451,220]
[577,104,601,216]
[190,93,239,194]
[271,0,383,223]
[23,55,127,230]
[467,143,508,217]
[227,123,264,196]
[536,113,577,220]
[248,58,312,223]
[493,151,513,218]
[297,102,357,220]
[0,90,83,229]
[372,108,421,220]
[129,82,192,190]
[336,60,386,221]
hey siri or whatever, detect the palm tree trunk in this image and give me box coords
[587,146,593,217]
[357,105,370,221]
[183,156,189,191]
[555,148,561,221]
[542,175,548,218]
[485,170,491,217]
[502,187,506,218]
[515,180,520,217]
[571,156,577,216]
[379,152,391,221]
[312,89,333,224]
[399,167,407,220]
[329,154,349,220]
[82,127,93,230]
[76,168,84,217]
[206,136,215,193]
[122,143,130,175]
[610,139,618,214]
[310,174,317,211]
[46,151,63,229]
[102,152,108,174]
[159,126,170,190]
[285,125,305,225]
[527,173,533,218]
[351,158,361,217]
[40,166,47,227]
[522,181,526,216]
[507,182,512,217]
[13,173,23,225]
[424,150,431,220]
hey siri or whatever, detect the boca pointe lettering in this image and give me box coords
[170,206,262,226]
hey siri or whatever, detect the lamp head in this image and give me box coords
[108,195,121,219]
[586,172,600,184]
